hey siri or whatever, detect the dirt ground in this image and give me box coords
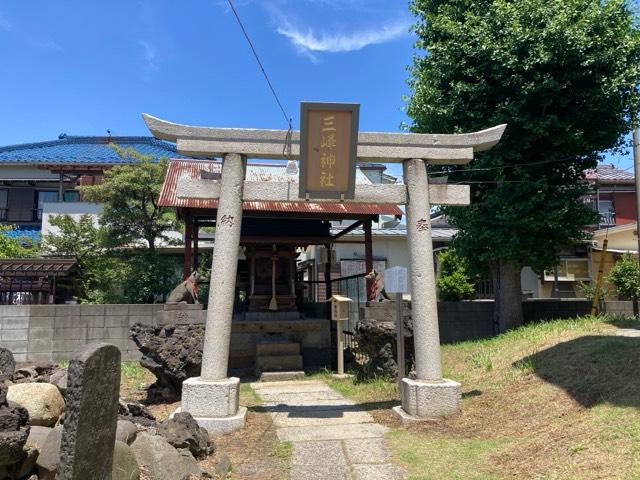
[121,370,289,480]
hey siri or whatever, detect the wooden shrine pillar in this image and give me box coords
[364,219,374,301]
[324,243,333,301]
[193,219,199,272]
[184,215,193,279]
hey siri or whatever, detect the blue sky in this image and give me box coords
[0,0,632,173]
[0,1,413,164]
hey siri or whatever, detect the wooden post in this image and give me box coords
[337,319,345,375]
[184,215,193,280]
[591,238,608,316]
[364,219,374,301]
[395,291,405,384]
[325,244,333,301]
[193,219,199,272]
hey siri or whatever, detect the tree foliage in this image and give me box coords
[42,214,127,303]
[607,253,640,301]
[0,225,39,259]
[43,214,180,304]
[436,248,476,301]
[408,0,640,327]
[80,146,179,252]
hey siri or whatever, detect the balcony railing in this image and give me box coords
[599,211,616,226]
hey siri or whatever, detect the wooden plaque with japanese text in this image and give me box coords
[299,102,359,199]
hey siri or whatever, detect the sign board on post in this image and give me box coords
[384,266,408,384]
[329,294,352,375]
[299,102,360,200]
[384,266,408,294]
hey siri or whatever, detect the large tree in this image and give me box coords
[408,0,640,330]
[80,146,179,253]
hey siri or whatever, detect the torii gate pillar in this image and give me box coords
[393,158,461,423]
[179,153,248,432]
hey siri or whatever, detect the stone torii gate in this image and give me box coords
[143,113,506,431]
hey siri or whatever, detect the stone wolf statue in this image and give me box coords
[365,268,391,302]
[166,271,208,304]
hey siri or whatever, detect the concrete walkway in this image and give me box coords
[251,380,406,480]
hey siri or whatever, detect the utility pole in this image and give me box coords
[634,128,640,261]
[634,128,640,316]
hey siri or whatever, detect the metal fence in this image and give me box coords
[328,273,367,361]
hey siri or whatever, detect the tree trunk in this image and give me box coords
[491,260,524,332]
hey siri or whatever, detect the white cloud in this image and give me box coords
[0,11,11,31]
[138,39,158,70]
[276,19,410,54]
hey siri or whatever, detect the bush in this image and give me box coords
[436,249,476,301]
[607,253,640,301]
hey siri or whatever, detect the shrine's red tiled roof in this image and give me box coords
[159,160,403,217]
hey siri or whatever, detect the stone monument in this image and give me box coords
[56,342,121,479]
[143,111,506,429]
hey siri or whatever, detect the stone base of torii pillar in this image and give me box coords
[175,377,247,433]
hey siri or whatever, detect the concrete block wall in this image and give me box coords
[362,298,597,345]
[0,304,162,362]
[603,300,634,315]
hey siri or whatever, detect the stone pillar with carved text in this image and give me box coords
[394,158,461,422]
[179,153,248,433]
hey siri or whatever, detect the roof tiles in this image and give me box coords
[0,136,194,165]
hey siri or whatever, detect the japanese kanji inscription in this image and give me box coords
[299,102,359,199]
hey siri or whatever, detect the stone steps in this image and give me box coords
[259,371,306,382]
[255,342,303,372]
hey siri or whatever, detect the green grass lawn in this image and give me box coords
[328,315,640,480]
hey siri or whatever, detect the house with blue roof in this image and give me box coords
[0,134,192,238]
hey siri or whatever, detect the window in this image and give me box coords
[0,189,7,220]
[544,259,590,282]
[34,191,58,221]
[63,190,80,202]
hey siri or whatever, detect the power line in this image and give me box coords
[429,157,582,176]
[225,0,291,129]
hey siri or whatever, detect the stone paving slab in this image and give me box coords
[617,328,640,337]
[344,438,393,464]
[353,463,406,480]
[263,399,357,408]
[291,440,347,465]
[277,423,389,442]
[271,409,374,427]
[291,463,351,480]
[259,390,345,401]
[251,380,405,480]
[250,383,333,394]
[250,380,326,389]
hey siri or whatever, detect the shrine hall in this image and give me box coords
[160,159,402,305]
[158,158,403,370]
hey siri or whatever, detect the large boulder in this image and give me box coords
[112,441,140,480]
[116,419,138,445]
[118,398,157,429]
[158,412,213,459]
[353,316,415,380]
[11,364,61,384]
[0,347,15,381]
[130,433,204,480]
[0,394,30,476]
[35,426,62,479]
[129,323,205,402]
[7,383,65,427]
[48,369,68,396]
